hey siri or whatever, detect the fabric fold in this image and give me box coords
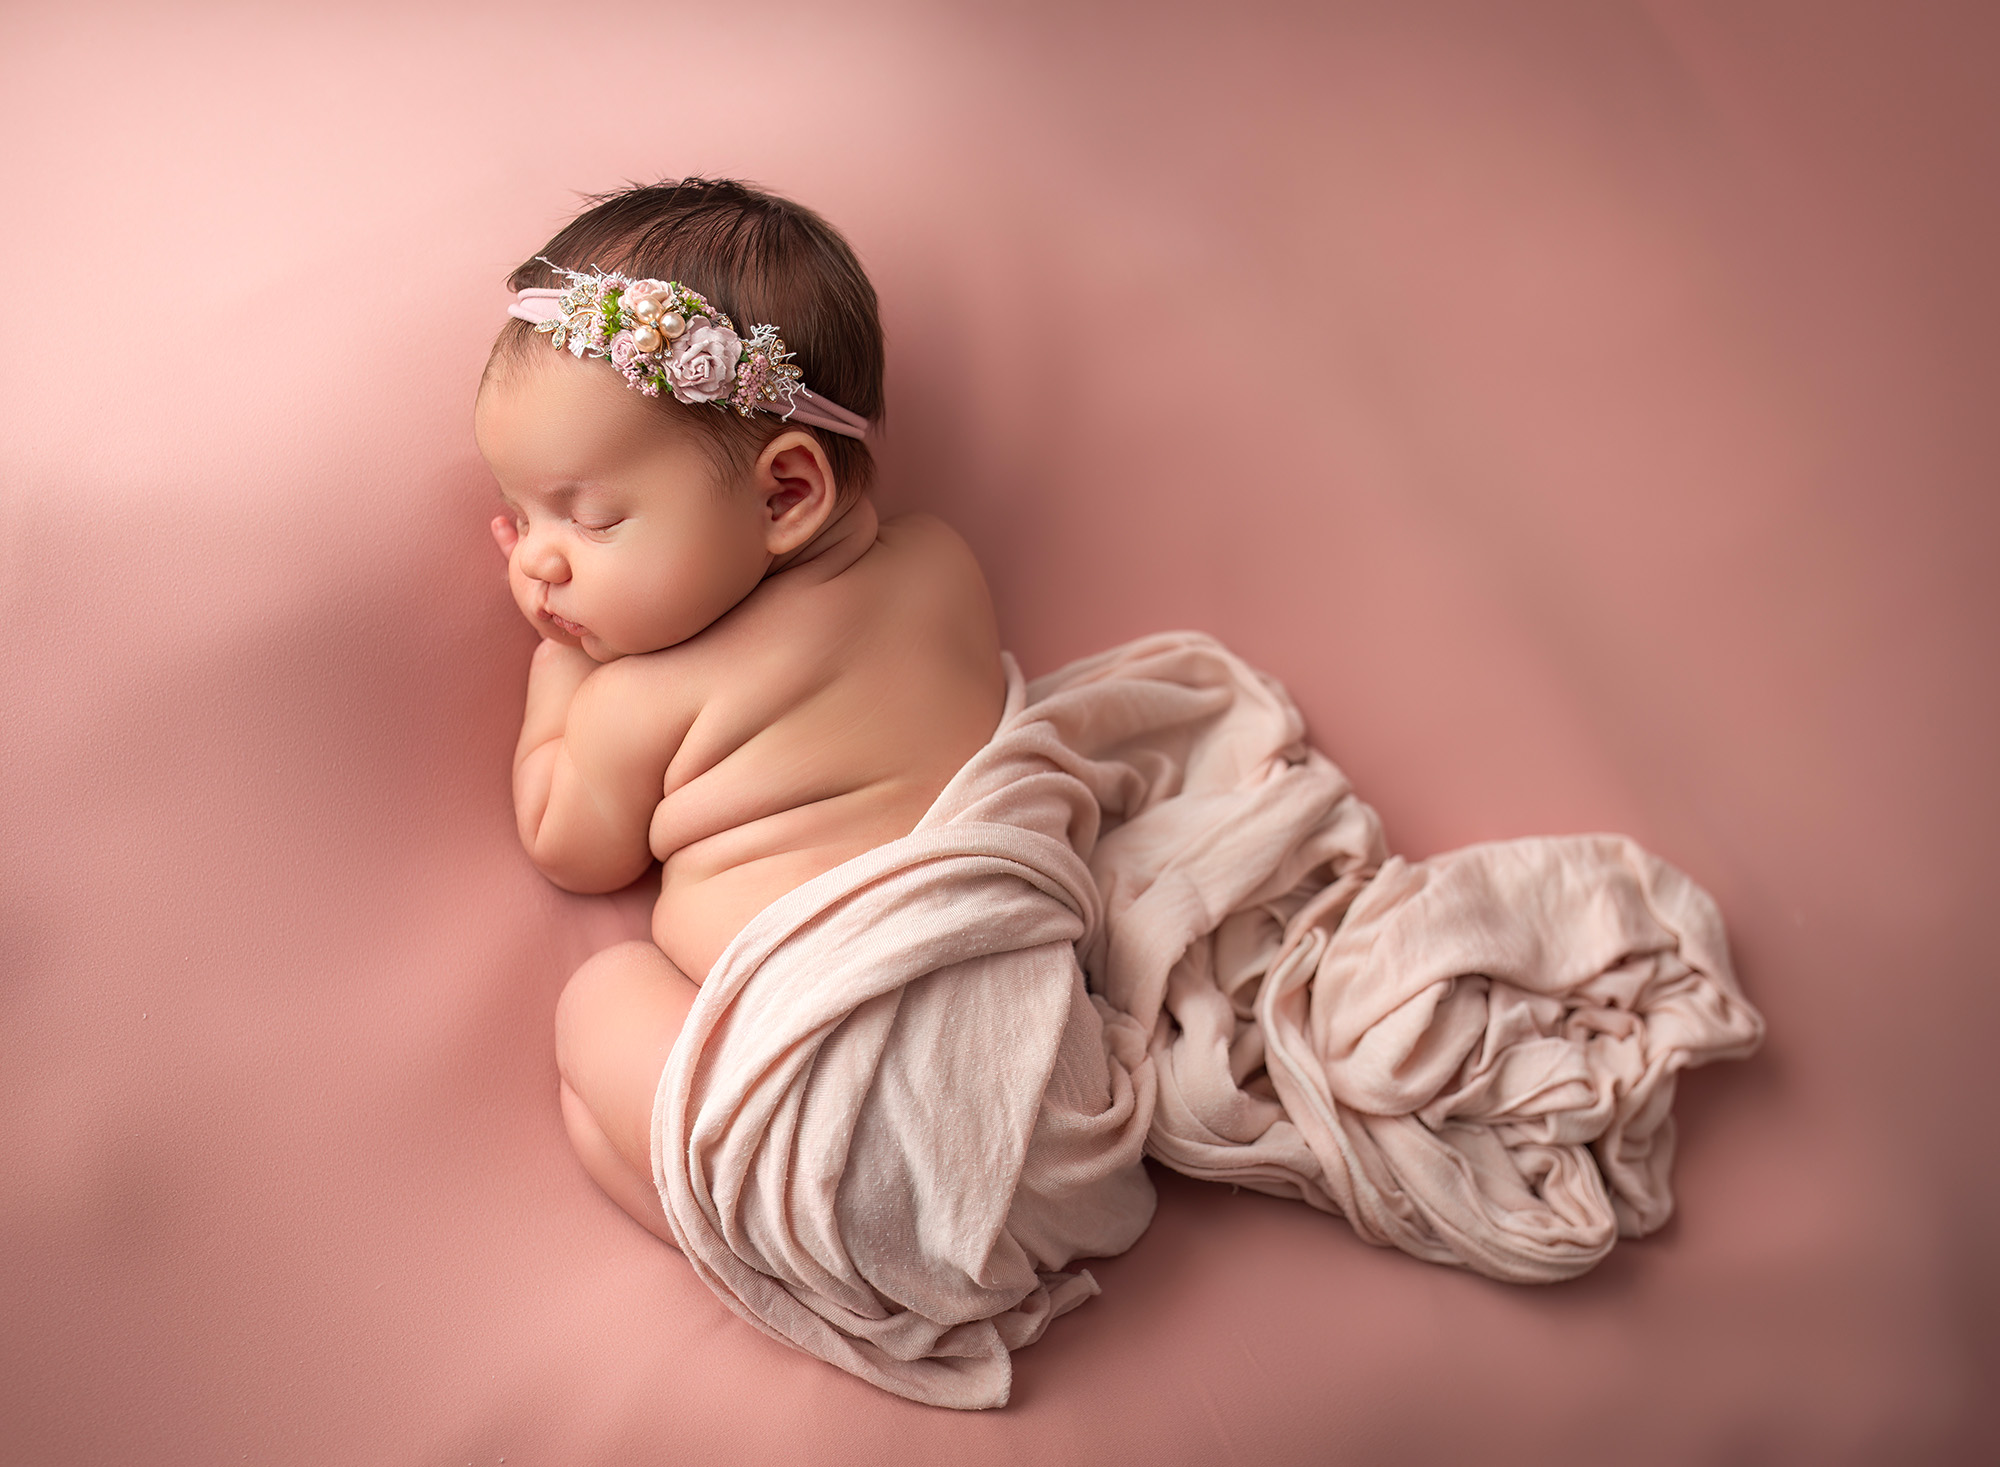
[653,631,1764,1407]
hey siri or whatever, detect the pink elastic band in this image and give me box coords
[508,289,870,441]
[507,288,566,325]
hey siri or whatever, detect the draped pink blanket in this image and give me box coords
[651,633,1765,1409]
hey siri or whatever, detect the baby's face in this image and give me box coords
[475,352,773,661]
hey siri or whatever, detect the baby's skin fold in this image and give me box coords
[651,631,1766,1409]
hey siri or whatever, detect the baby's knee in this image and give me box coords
[551,941,698,1176]
[552,940,662,1085]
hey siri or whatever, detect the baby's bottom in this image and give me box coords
[554,940,699,1249]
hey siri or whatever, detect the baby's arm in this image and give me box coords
[512,642,685,893]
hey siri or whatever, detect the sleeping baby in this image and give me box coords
[476,178,1007,1247]
[478,177,1764,1409]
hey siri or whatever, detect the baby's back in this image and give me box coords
[641,510,1006,981]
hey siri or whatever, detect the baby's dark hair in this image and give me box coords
[490,177,883,500]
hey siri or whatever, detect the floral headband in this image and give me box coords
[507,261,870,440]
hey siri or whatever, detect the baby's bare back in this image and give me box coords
[638,512,1005,982]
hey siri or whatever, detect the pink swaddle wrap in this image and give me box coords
[651,632,1765,1408]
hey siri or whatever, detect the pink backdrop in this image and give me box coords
[4,1,1994,1461]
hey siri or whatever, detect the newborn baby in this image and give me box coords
[476,181,1766,1410]
[476,179,1005,1245]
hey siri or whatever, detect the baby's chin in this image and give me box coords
[522,602,696,661]
[551,623,622,662]
[570,626,668,664]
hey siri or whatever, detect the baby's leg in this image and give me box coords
[554,940,699,1247]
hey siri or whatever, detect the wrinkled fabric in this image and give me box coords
[652,632,1764,1408]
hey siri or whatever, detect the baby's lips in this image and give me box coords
[538,604,590,639]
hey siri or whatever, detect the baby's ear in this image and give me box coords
[490,515,519,557]
[756,432,837,555]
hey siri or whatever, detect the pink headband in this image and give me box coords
[508,266,870,441]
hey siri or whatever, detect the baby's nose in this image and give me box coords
[519,530,570,584]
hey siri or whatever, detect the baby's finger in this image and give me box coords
[490,515,519,556]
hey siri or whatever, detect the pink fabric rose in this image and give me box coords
[665,319,742,404]
[607,329,641,371]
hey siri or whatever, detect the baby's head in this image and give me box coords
[475,178,884,661]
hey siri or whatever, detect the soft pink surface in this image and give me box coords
[2,2,1993,1462]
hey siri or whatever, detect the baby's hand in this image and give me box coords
[491,514,520,558]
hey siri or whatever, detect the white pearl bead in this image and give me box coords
[628,295,659,322]
[631,325,662,353]
[660,311,686,340]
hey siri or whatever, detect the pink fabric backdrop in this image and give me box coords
[3,1,1993,1461]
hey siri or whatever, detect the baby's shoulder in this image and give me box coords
[877,509,975,557]
[868,512,989,602]
[661,510,992,704]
